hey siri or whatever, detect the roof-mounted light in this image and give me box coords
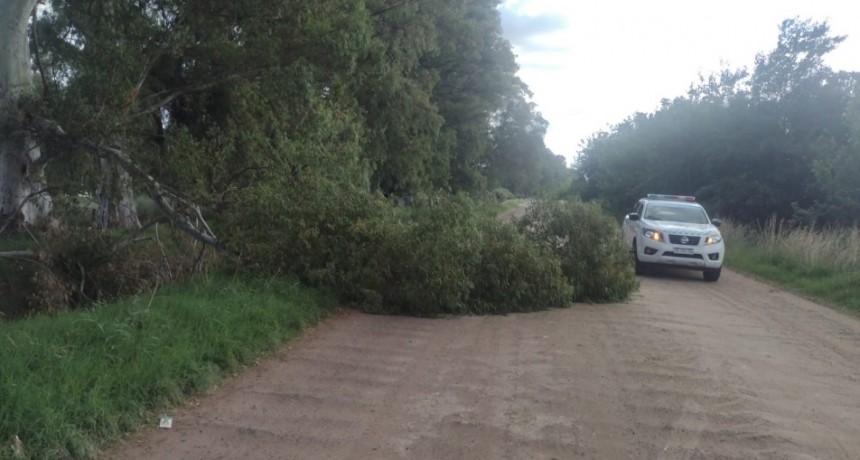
[647,194,696,202]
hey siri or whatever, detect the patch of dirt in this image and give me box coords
[105,267,860,459]
[496,200,531,223]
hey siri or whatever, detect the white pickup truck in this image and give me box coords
[622,194,725,281]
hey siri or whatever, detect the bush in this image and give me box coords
[227,187,573,316]
[365,197,483,316]
[352,196,571,316]
[518,199,638,302]
[223,177,383,285]
[1,227,206,318]
[468,220,571,314]
[491,187,515,202]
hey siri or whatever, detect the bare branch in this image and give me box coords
[155,223,174,281]
[28,116,224,251]
[0,188,52,234]
[26,117,69,167]
[0,251,39,262]
[111,217,164,252]
[84,141,222,249]
[370,0,413,17]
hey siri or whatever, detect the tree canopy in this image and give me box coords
[0,0,571,234]
[575,18,859,227]
[0,0,573,315]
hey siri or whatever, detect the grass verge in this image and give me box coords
[722,219,860,315]
[0,276,335,459]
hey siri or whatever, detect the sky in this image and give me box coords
[499,0,860,165]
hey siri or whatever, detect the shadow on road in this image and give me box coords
[638,265,709,282]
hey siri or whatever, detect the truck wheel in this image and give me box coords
[703,267,721,282]
[633,240,645,275]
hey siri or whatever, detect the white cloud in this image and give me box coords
[499,1,860,165]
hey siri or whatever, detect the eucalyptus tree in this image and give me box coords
[425,0,522,192]
[2,0,374,242]
[0,0,50,231]
[354,0,447,195]
[486,89,566,196]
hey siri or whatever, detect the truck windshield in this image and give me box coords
[644,204,709,224]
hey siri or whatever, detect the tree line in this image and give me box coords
[0,0,570,237]
[1,0,592,317]
[575,18,860,227]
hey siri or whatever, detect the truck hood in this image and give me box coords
[642,220,717,236]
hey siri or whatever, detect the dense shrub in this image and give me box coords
[226,187,573,316]
[491,187,515,202]
[0,227,207,318]
[350,197,572,316]
[5,187,637,319]
[223,177,383,284]
[468,219,571,314]
[363,198,483,316]
[518,199,638,302]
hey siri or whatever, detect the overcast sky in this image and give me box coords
[499,0,860,165]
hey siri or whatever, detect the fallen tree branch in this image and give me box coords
[28,116,224,251]
[0,250,40,262]
[0,188,52,235]
[111,217,164,253]
[83,141,222,249]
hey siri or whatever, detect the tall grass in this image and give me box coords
[0,276,334,459]
[722,217,860,313]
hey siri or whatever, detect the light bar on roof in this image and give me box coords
[647,194,696,202]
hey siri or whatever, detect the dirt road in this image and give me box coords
[107,269,860,459]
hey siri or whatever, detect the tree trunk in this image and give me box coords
[95,153,141,230]
[0,0,51,231]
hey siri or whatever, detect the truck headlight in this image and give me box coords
[704,234,722,245]
[643,229,663,242]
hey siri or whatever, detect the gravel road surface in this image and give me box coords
[107,269,860,459]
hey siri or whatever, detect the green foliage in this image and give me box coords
[575,18,857,226]
[486,92,572,196]
[0,226,207,318]
[8,0,583,322]
[722,219,860,313]
[351,196,570,316]
[224,174,380,284]
[491,187,516,202]
[468,220,572,314]
[227,190,573,316]
[427,0,524,192]
[802,80,860,226]
[0,277,333,459]
[361,197,485,316]
[517,199,639,302]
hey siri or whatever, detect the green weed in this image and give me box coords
[723,219,860,313]
[0,276,334,459]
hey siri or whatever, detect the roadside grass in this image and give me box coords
[0,276,335,460]
[721,219,860,314]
